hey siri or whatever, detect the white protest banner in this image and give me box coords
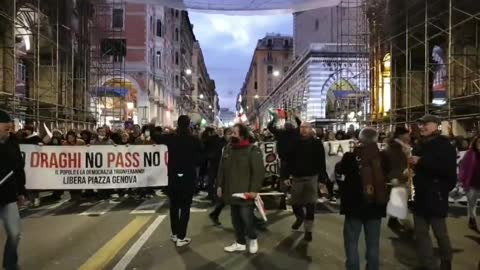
[258,142,280,177]
[20,144,168,190]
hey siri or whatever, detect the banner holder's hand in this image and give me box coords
[17,195,26,207]
[284,179,292,187]
[217,187,222,198]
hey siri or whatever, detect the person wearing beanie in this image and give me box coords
[0,109,26,270]
[337,127,387,270]
[153,115,202,247]
[410,115,456,270]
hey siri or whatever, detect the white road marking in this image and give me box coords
[27,199,70,218]
[190,207,208,213]
[130,198,166,214]
[79,200,119,216]
[112,215,167,270]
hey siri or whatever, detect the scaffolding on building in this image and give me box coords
[88,0,128,128]
[0,0,95,130]
[367,0,480,133]
[335,0,371,128]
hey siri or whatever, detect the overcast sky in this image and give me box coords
[189,13,293,110]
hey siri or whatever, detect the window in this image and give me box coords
[16,63,26,81]
[101,38,126,57]
[156,19,162,37]
[175,52,179,65]
[267,52,272,61]
[175,75,179,88]
[284,39,289,47]
[267,39,272,47]
[267,65,273,74]
[254,81,258,90]
[156,51,161,69]
[175,10,179,17]
[315,19,319,30]
[150,16,154,35]
[150,48,155,69]
[175,28,179,41]
[112,9,124,28]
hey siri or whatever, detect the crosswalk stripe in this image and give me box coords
[112,215,166,270]
[130,198,166,215]
[190,207,208,213]
[27,199,70,218]
[79,200,120,216]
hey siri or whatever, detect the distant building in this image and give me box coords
[237,33,293,124]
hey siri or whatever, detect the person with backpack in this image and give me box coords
[410,115,457,270]
[337,127,388,270]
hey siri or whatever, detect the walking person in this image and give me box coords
[209,128,232,226]
[285,122,328,242]
[337,127,388,270]
[153,115,202,247]
[382,126,412,230]
[217,124,264,254]
[410,115,457,270]
[0,110,26,270]
[459,136,480,231]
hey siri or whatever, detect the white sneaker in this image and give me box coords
[176,238,191,247]
[248,239,258,254]
[224,242,247,253]
[170,235,178,243]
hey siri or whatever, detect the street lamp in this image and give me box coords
[254,94,259,99]
[126,102,134,110]
[208,105,212,109]
[185,68,192,75]
[199,94,204,99]
[273,70,280,77]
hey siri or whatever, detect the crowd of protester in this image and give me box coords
[7,112,479,269]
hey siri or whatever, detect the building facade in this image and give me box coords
[237,33,293,125]
[0,0,94,129]
[248,3,369,130]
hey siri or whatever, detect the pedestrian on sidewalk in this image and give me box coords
[410,115,457,270]
[0,110,26,270]
[285,122,328,242]
[217,124,264,254]
[153,115,202,247]
[459,136,480,231]
[337,127,388,270]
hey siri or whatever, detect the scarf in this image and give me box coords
[232,139,251,149]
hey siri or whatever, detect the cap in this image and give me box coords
[0,109,12,123]
[417,114,441,125]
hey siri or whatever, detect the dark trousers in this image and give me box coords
[231,204,257,245]
[343,216,382,270]
[169,192,193,240]
[414,215,452,269]
[210,200,225,219]
[292,204,315,232]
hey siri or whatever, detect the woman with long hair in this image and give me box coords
[459,136,480,231]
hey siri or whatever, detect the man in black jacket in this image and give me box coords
[267,112,301,183]
[410,115,457,270]
[0,110,26,270]
[153,115,202,247]
[286,121,327,242]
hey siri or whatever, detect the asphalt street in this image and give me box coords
[0,193,478,270]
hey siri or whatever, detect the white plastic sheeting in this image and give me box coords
[127,0,342,14]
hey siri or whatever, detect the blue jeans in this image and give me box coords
[343,216,382,270]
[231,204,257,245]
[0,202,21,270]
